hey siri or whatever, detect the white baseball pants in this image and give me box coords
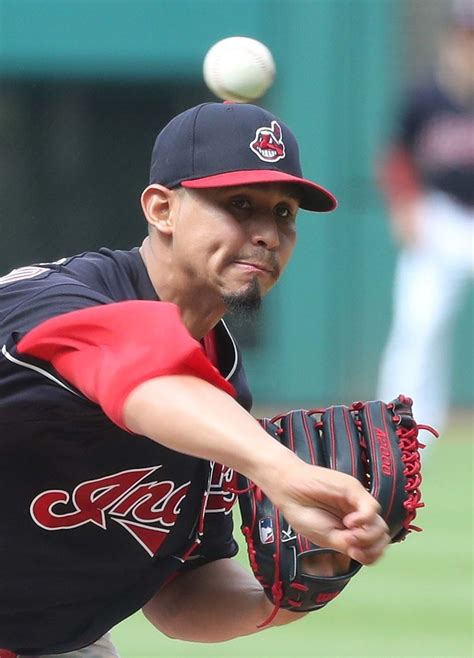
[17,633,120,658]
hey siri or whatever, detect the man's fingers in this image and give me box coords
[319,505,390,565]
[300,466,381,524]
[344,514,389,545]
[343,513,390,565]
[344,489,382,526]
[282,500,390,566]
[290,468,382,524]
[346,533,390,565]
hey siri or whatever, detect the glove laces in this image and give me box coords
[395,418,438,534]
[388,395,439,535]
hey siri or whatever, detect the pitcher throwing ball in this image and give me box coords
[1,101,427,656]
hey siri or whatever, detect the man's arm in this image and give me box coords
[123,375,389,564]
[142,558,305,642]
[376,144,423,247]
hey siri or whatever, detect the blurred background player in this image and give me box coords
[376,0,474,444]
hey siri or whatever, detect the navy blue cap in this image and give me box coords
[149,102,336,212]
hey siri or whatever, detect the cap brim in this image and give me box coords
[181,169,337,212]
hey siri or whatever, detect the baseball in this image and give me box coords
[203,36,276,102]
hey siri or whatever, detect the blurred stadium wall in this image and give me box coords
[0,0,472,409]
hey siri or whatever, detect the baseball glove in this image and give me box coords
[236,395,437,625]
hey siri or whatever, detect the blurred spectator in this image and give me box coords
[376,0,474,444]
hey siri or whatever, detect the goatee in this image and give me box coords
[222,277,262,320]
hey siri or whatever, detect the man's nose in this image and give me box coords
[249,216,280,250]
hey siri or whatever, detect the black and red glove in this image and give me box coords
[237,395,437,625]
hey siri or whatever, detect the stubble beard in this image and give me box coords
[222,276,262,320]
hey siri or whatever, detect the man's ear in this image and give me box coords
[141,184,176,235]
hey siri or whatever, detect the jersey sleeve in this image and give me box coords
[16,300,236,430]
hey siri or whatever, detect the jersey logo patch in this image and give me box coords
[30,466,190,557]
[250,121,286,162]
[205,464,237,515]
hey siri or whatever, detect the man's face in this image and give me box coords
[443,26,474,94]
[169,183,299,312]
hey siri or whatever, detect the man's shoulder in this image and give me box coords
[406,77,461,115]
[42,247,155,301]
[0,247,157,342]
[0,246,155,306]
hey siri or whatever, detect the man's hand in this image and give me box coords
[260,459,390,565]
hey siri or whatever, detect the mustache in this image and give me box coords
[234,251,281,276]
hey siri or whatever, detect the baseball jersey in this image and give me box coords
[0,247,252,653]
[393,77,474,207]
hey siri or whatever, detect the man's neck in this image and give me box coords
[139,237,224,340]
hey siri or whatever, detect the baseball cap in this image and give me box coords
[149,102,337,212]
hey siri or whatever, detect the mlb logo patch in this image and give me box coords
[259,517,274,544]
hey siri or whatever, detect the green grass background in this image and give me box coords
[112,417,473,658]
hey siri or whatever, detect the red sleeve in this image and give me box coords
[376,145,422,209]
[17,300,236,430]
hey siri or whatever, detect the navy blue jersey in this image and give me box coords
[0,248,252,653]
[395,78,474,207]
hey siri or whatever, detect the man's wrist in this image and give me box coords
[243,442,302,503]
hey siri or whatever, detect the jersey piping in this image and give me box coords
[220,319,238,381]
[1,343,83,398]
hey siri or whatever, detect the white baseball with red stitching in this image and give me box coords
[203,36,276,102]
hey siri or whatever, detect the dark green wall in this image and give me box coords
[1,0,472,407]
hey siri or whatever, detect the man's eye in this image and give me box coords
[275,205,294,220]
[231,198,251,210]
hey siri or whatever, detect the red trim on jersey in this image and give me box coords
[202,330,218,367]
[17,301,235,430]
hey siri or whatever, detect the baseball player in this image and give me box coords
[376,2,474,442]
[0,102,389,656]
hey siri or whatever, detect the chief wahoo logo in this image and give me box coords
[250,121,286,162]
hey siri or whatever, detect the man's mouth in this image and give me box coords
[234,261,276,275]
